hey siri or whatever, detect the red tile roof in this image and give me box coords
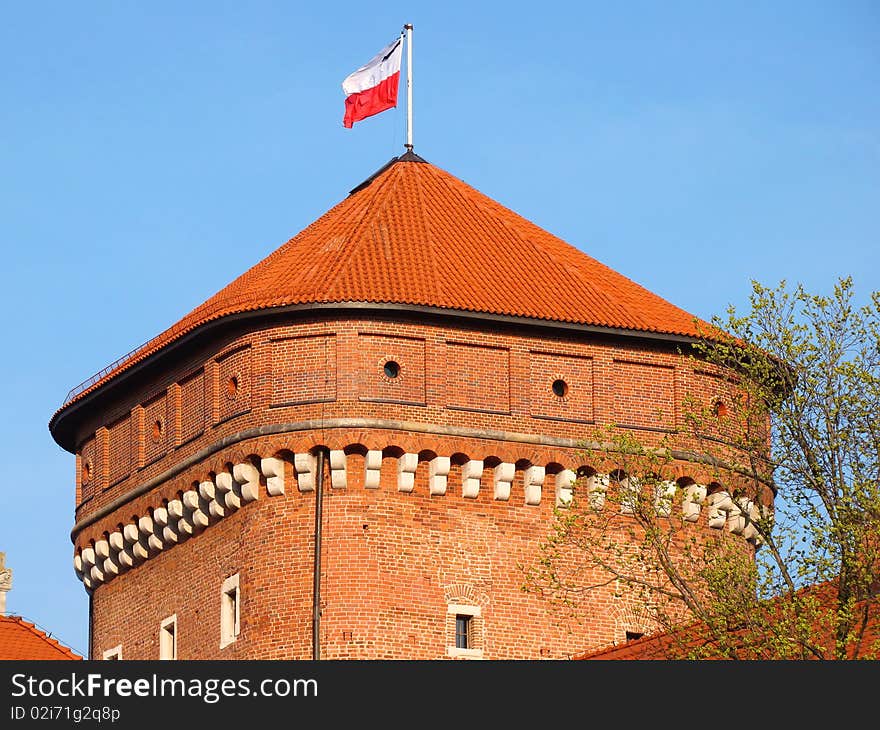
[573,582,880,660]
[572,627,703,660]
[0,616,83,660]
[54,152,711,416]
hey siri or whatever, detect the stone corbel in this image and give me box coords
[139,514,163,553]
[524,465,545,506]
[555,469,575,508]
[80,546,95,577]
[587,473,609,510]
[200,479,225,520]
[106,531,126,575]
[232,463,260,503]
[744,501,766,544]
[152,507,177,546]
[329,450,347,489]
[260,457,287,496]
[727,497,750,535]
[654,480,677,517]
[95,539,110,562]
[215,473,241,512]
[168,498,194,538]
[116,526,137,568]
[397,453,418,492]
[294,452,317,492]
[682,484,707,522]
[364,450,382,489]
[122,521,148,561]
[461,460,483,499]
[90,562,105,583]
[619,476,639,515]
[102,555,120,578]
[108,531,125,554]
[493,463,514,501]
[707,491,734,529]
[182,489,209,530]
[429,456,450,496]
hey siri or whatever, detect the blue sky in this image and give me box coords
[1,2,877,657]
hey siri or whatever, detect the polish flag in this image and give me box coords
[342,37,403,129]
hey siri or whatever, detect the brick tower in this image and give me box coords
[49,152,769,659]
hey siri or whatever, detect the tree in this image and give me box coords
[523,276,880,659]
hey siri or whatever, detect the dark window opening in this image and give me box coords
[625,631,644,642]
[551,379,568,398]
[383,360,400,378]
[455,615,471,649]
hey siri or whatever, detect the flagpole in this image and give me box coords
[404,23,413,152]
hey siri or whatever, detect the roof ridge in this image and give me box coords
[410,163,445,303]
[435,170,523,311]
[303,161,406,301]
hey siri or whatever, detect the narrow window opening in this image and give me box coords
[159,615,177,660]
[220,574,240,648]
[625,631,644,642]
[455,614,471,649]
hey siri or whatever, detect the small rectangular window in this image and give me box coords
[102,645,122,660]
[159,615,177,660]
[455,615,471,649]
[625,631,644,642]
[446,603,482,659]
[220,574,240,648]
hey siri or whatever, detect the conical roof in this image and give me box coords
[57,152,709,413]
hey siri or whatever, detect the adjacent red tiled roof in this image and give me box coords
[0,616,83,660]
[573,581,880,660]
[572,626,701,660]
[54,152,711,416]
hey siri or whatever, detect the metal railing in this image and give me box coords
[62,342,149,405]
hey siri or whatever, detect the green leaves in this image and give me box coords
[523,276,880,659]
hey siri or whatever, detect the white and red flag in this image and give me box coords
[341,37,403,129]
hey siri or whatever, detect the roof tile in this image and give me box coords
[0,616,82,660]
[56,155,710,413]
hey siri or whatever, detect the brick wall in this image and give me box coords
[67,312,765,660]
[88,429,742,660]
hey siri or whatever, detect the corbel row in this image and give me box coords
[73,448,769,592]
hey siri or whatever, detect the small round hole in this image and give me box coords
[552,379,568,398]
[383,361,400,379]
[226,375,239,398]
